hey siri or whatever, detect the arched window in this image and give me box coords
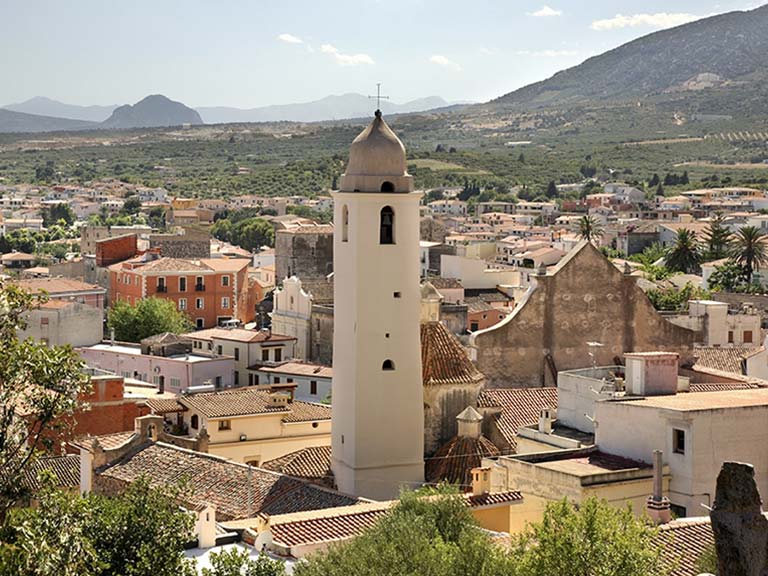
[382,359,395,371]
[380,206,395,245]
[342,205,349,242]
[191,414,199,430]
[381,181,395,192]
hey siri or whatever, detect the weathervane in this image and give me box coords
[368,83,389,116]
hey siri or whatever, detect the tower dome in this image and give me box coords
[339,111,413,193]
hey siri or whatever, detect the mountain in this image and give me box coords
[493,4,768,111]
[197,94,454,124]
[0,108,97,133]
[102,94,203,129]
[3,96,117,122]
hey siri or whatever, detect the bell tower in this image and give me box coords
[331,110,425,500]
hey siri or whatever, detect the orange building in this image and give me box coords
[108,255,255,328]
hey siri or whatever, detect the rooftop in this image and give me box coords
[421,322,484,386]
[610,388,768,412]
[184,328,295,344]
[261,446,334,489]
[478,387,558,451]
[13,277,105,295]
[179,388,331,421]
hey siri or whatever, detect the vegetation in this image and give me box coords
[295,488,668,576]
[201,548,285,576]
[708,260,751,292]
[0,282,90,519]
[107,297,194,342]
[578,215,604,243]
[646,283,711,312]
[729,226,768,284]
[665,229,701,274]
[702,213,731,260]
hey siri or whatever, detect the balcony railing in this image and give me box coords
[195,284,206,292]
[157,285,167,293]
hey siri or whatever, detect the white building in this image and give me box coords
[255,361,333,403]
[428,199,468,216]
[666,299,762,347]
[270,277,313,360]
[330,111,425,499]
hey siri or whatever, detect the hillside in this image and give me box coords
[0,109,97,134]
[3,96,117,122]
[198,94,452,124]
[493,4,768,112]
[102,94,203,129]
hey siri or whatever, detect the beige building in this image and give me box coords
[148,388,331,466]
[271,277,314,359]
[666,299,761,346]
[20,300,103,347]
[331,111,425,500]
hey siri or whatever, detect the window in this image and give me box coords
[287,378,293,383]
[178,298,187,311]
[222,297,230,309]
[470,322,479,332]
[380,181,395,192]
[744,330,754,344]
[218,420,231,431]
[196,298,204,310]
[310,380,317,395]
[262,349,269,361]
[382,359,395,371]
[196,276,204,291]
[670,504,687,519]
[190,415,199,429]
[234,371,239,386]
[248,373,254,386]
[234,347,240,361]
[217,345,223,355]
[380,206,394,244]
[728,330,734,343]
[342,205,349,242]
[273,377,280,384]
[179,277,187,292]
[222,275,230,287]
[157,277,166,292]
[673,428,686,454]
[215,376,222,388]
[274,348,282,362]
[152,375,160,385]
[393,292,401,298]
[170,377,181,389]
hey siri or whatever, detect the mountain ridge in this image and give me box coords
[102,94,203,129]
[4,96,117,122]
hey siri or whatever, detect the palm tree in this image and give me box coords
[578,215,604,244]
[702,213,732,260]
[665,229,701,274]
[730,226,768,284]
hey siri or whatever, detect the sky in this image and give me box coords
[0,0,764,109]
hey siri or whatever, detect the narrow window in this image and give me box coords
[179,277,187,292]
[380,206,394,245]
[274,348,282,362]
[234,347,240,361]
[310,380,317,395]
[744,330,753,344]
[262,349,269,362]
[217,345,223,355]
[382,359,395,371]
[728,330,734,343]
[381,181,395,192]
[342,204,349,242]
[222,275,230,287]
[673,429,685,454]
[234,371,239,386]
[218,419,231,431]
[191,415,199,430]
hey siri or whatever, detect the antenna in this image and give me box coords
[368,83,390,114]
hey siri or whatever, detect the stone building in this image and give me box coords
[274,223,334,282]
[470,241,698,388]
[149,227,211,259]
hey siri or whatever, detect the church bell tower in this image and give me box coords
[331,110,425,500]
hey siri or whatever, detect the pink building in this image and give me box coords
[15,277,107,310]
[78,342,234,394]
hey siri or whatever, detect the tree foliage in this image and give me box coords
[0,283,90,519]
[665,229,701,274]
[211,214,275,252]
[201,547,285,576]
[646,283,711,311]
[107,297,194,342]
[730,225,768,284]
[702,213,731,260]
[40,203,75,227]
[578,215,604,243]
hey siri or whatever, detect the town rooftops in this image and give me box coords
[110,256,249,275]
[693,345,760,375]
[22,455,81,492]
[261,446,334,488]
[259,362,333,379]
[610,388,768,412]
[478,387,559,450]
[178,387,331,421]
[96,441,359,521]
[656,517,714,576]
[184,327,296,344]
[421,322,484,386]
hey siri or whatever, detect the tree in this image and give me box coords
[703,213,732,260]
[121,197,142,216]
[233,217,275,251]
[545,180,558,199]
[509,498,667,576]
[647,283,711,311]
[0,283,90,519]
[730,226,768,284]
[578,215,604,244]
[656,182,665,197]
[107,297,194,342]
[648,173,660,187]
[40,203,75,227]
[201,548,285,576]
[665,228,701,274]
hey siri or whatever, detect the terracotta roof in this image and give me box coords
[185,328,295,344]
[1,251,35,262]
[421,322,484,386]
[22,455,80,491]
[261,446,334,488]
[97,442,359,521]
[277,224,334,235]
[425,435,500,488]
[260,362,333,379]
[281,401,332,423]
[656,518,714,576]
[688,382,756,392]
[136,257,210,273]
[146,397,187,414]
[429,278,463,290]
[693,346,758,375]
[179,388,331,421]
[478,388,558,451]
[465,490,524,507]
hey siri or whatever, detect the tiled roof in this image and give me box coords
[421,322,484,386]
[478,388,558,451]
[429,278,463,290]
[425,435,500,488]
[466,490,524,507]
[97,442,359,521]
[22,455,81,491]
[14,277,105,294]
[688,382,756,392]
[693,346,758,375]
[146,397,186,414]
[656,518,714,576]
[261,446,334,488]
[179,388,331,422]
[281,401,332,423]
[185,328,295,344]
[137,257,210,273]
[271,507,389,547]
[71,431,137,451]
[260,362,333,379]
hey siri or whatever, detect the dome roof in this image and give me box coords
[344,111,407,177]
[421,321,484,386]
[425,435,500,488]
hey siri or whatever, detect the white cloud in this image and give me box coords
[515,49,578,57]
[479,46,497,56]
[529,5,562,17]
[429,54,462,72]
[590,12,699,31]
[277,33,303,44]
[320,43,375,66]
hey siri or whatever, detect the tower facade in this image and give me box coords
[331,111,425,500]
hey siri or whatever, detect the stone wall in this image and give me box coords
[423,383,483,456]
[441,303,468,336]
[471,242,698,388]
[275,229,333,282]
[310,305,334,365]
[149,228,210,259]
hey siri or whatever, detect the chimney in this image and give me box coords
[471,466,492,496]
[646,450,671,525]
[456,406,483,439]
[538,407,554,434]
[195,503,217,549]
[268,392,290,408]
[625,352,679,396]
[135,414,163,441]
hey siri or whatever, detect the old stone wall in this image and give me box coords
[423,383,483,456]
[310,305,334,365]
[472,242,698,388]
[275,230,333,282]
[441,303,468,336]
[149,231,210,259]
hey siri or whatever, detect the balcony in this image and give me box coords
[157,285,167,293]
[195,284,206,292]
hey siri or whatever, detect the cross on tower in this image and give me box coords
[368,83,389,116]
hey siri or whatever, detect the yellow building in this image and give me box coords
[148,388,331,466]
